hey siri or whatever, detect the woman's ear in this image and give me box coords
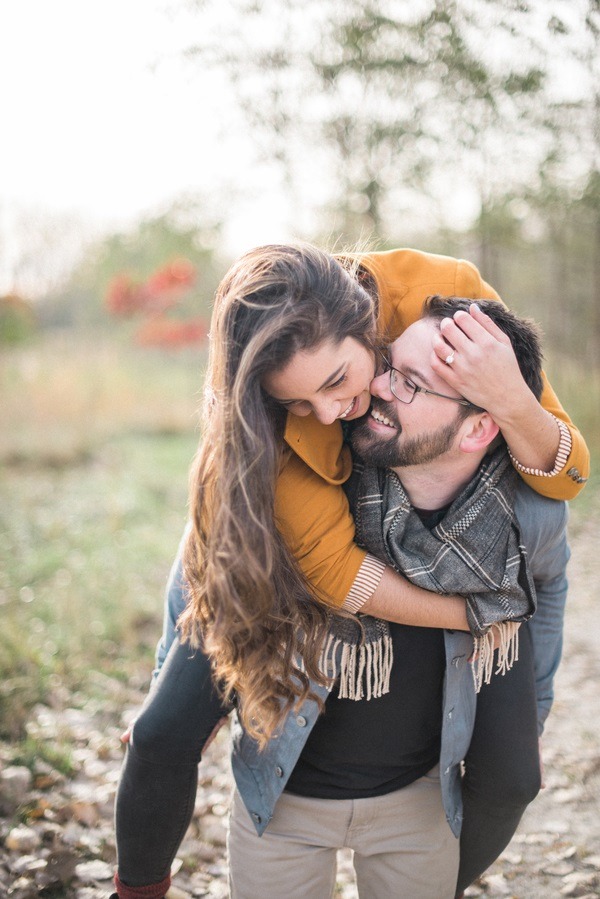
[458,413,500,454]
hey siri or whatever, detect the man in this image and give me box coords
[147,298,568,899]
[343,296,568,893]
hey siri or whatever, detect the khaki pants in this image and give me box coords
[227,766,458,899]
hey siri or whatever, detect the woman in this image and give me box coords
[114,244,587,899]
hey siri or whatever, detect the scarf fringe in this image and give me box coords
[312,631,394,701]
[311,618,518,702]
[471,621,521,693]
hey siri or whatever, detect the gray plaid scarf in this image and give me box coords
[325,447,536,698]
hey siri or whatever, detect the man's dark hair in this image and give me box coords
[422,296,544,401]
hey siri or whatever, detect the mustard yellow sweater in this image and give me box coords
[275,248,589,606]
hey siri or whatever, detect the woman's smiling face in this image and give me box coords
[262,337,375,425]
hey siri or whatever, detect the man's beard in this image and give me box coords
[351,403,463,468]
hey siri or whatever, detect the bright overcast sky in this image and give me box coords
[0,0,293,291]
[0,0,592,295]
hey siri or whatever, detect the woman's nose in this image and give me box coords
[370,371,393,400]
[311,398,341,425]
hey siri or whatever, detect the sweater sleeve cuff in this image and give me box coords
[342,554,387,613]
[508,415,572,478]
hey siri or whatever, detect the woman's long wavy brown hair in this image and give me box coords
[179,243,377,746]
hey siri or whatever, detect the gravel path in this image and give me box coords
[2,499,599,898]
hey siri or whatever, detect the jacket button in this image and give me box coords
[296,715,307,727]
[275,766,284,777]
[251,812,262,824]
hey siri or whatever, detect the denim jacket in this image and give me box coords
[156,484,569,837]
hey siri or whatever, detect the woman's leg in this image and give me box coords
[114,636,232,894]
[456,623,541,895]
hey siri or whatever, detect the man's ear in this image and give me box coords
[458,413,500,454]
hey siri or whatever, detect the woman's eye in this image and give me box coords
[328,374,348,390]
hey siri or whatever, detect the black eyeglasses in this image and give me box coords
[377,351,475,407]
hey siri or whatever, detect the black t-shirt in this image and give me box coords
[285,622,446,799]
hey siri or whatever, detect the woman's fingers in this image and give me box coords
[431,306,525,416]
[438,306,511,355]
[432,305,488,370]
[466,302,513,341]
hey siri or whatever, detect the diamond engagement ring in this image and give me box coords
[445,351,455,365]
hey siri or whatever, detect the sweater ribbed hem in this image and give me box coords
[342,553,386,612]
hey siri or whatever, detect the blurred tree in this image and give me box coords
[508,0,600,363]
[0,294,36,344]
[181,0,599,378]
[573,1,600,364]
[0,206,89,300]
[39,199,226,330]
[105,258,209,349]
[184,0,571,242]
[105,259,196,317]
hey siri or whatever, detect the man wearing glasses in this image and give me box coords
[314,295,566,895]
[226,297,568,898]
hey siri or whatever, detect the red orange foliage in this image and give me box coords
[105,258,207,348]
[135,316,207,348]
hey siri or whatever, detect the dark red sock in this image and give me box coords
[114,872,171,899]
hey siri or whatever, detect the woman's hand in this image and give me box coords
[539,738,546,789]
[120,724,133,744]
[203,716,230,751]
[429,302,560,473]
[430,303,528,419]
